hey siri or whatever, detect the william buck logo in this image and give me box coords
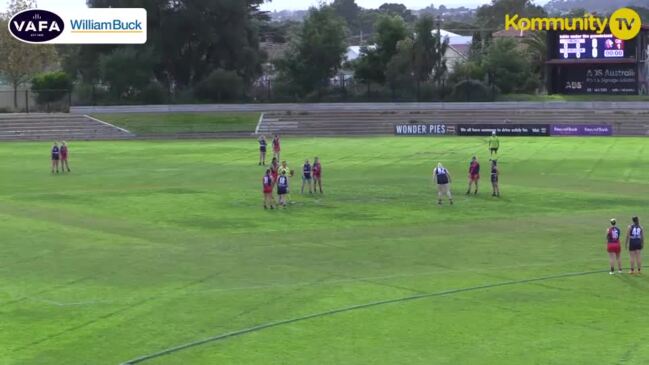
[8,9,64,43]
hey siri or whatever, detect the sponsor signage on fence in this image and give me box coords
[456,124,550,136]
[8,8,147,44]
[394,123,449,135]
[551,124,613,136]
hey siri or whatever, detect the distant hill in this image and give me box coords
[544,0,649,15]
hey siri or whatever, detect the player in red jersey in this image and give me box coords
[272,134,281,160]
[270,157,279,183]
[262,169,275,209]
[466,156,480,195]
[606,219,623,275]
[313,157,323,193]
[60,141,71,172]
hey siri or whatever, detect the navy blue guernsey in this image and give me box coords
[630,225,643,243]
[52,146,60,156]
[435,168,449,184]
[303,163,311,177]
[278,176,288,188]
[259,139,267,149]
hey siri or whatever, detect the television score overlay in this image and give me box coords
[8,8,147,44]
[457,125,550,136]
[394,123,450,135]
[551,124,613,136]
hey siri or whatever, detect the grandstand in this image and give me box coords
[0,114,133,141]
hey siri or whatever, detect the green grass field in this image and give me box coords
[2,137,649,365]
[92,112,260,135]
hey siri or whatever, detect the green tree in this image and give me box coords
[332,0,361,33]
[0,0,57,109]
[352,48,384,95]
[31,71,73,103]
[374,14,409,66]
[385,38,415,97]
[522,31,547,91]
[378,3,416,23]
[63,0,266,100]
[476,0,546,29]
[99,47,154,99]
[276,6,347,96]
[483,38,537,93]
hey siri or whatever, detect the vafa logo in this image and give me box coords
[8,9,64,43]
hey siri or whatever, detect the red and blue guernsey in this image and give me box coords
[607,226,621,244]
[469,161,480,175]
[313,162,321,177]
[263,175,273,193]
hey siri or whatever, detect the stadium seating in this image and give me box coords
[0,114,133,140]
[257,108,649,136]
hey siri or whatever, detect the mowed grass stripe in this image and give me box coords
[0,137,648,364]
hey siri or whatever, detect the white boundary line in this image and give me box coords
[254,112,264,135]
[84,114,133,135]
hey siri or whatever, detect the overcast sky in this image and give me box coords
[2,0,550,13]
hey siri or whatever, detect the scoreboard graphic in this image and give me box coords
[556,33,627,59]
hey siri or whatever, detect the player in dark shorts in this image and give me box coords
[270,157,279,183]
[51,142,60,174]
[60,141,71,172]
[466,156,480,195]
[606,219,623,275]
[301,159,313,194]
[276,170,289,207]
[272,134,281,160]
[313,157,323,194]
[490,159,499,197]
[258,136,267,166]
[262,169,275,209]
[625,216,644,274]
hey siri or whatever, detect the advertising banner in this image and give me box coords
[456,124,550,136]
[551,124,613,136]
[394,123,449,135]
[558,65,637,94]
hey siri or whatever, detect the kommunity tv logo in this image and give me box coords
[505,7,642,40]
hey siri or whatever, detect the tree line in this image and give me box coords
[0,0,648,107]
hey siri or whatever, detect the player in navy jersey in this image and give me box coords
[466,156,480,195]
[258,136,267,166]
[51,142,60,174]
[276,170,289,207]
[262,169,275,209]
[301,159,313,194]
[433,163,453,205]
[625,216,644,274]
[606,219,623,274]
[490,159,499,197]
